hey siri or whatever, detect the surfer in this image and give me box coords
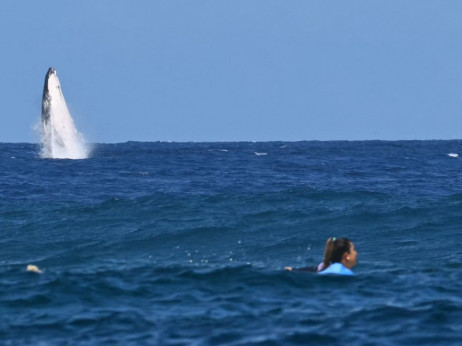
[285,237,357,275]
[318,237,357,276]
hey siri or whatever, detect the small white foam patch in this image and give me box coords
[448,153,459,158]
[26,264,43,274]
[254,152,267,156]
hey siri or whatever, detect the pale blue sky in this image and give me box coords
[1,1,461,143]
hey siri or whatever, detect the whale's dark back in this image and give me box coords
[41,67,55,122]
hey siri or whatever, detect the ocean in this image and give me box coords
[1,141,462,345]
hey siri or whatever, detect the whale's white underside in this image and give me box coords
[41,68,88,159]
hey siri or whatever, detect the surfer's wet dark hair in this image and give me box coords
[320,237,334,270]
[325,237,352,264]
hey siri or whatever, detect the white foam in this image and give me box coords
[40,70,89,159]
[448,153,459,158]
[254,152,267,156]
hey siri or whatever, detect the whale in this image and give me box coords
[41,67,88,159]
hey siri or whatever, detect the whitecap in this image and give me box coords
[254,152,267,156]
[448,153,459,158]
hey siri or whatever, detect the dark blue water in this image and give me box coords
[2,141,462,345]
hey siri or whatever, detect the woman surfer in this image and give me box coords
[285,237,357,275]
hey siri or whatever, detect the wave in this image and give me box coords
[3,263,462,344]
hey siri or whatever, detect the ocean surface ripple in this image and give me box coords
[1,141,462,345]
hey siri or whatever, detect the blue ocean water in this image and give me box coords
[1,141,462,345]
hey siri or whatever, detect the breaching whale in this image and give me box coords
[41,67,88,159]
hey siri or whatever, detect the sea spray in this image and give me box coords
[40,68,89,159]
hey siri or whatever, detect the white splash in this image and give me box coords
[448,153,459,158]
[254,152,267,156]
[40,68,89,159]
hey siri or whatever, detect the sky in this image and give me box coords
[1,1,462,143]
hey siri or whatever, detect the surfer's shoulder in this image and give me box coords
[318,262,354,276]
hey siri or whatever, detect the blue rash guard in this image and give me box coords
[318,263,354,276]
